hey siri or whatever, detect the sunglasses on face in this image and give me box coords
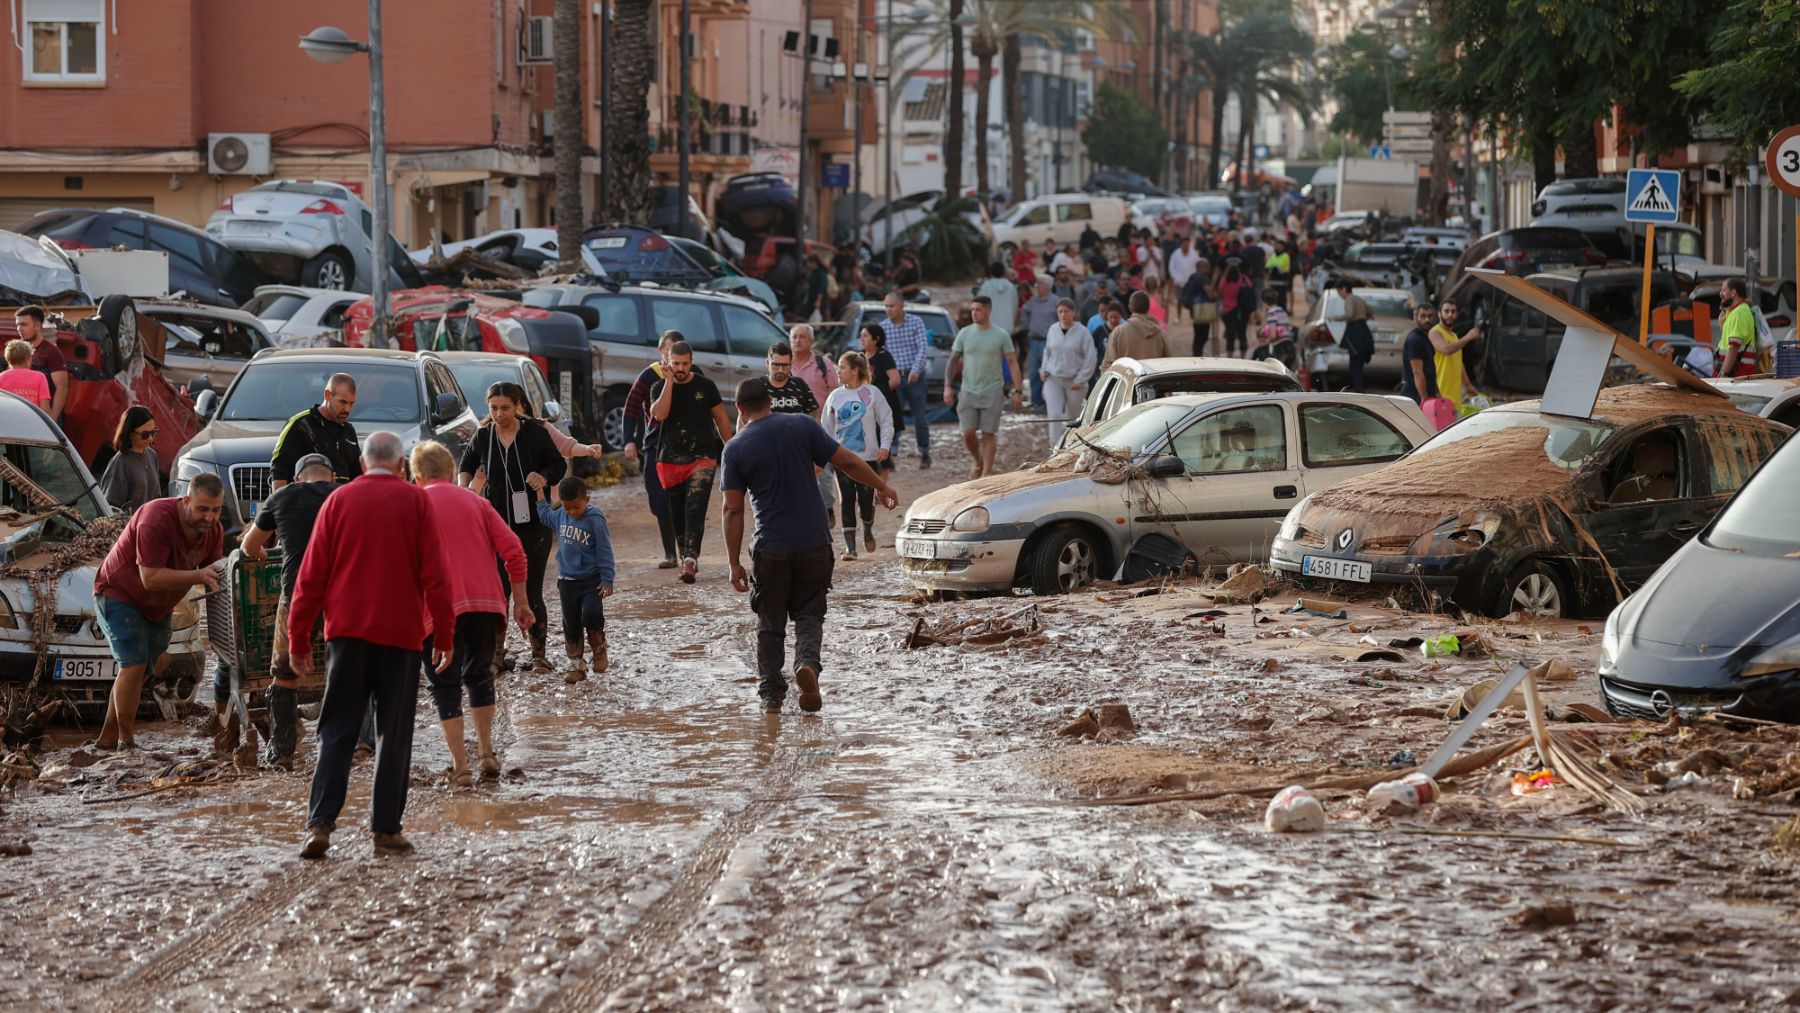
[136,428,160,439]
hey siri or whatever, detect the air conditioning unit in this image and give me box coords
[523,15,553,64]
[208,133,271,176]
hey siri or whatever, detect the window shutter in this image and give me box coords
[24,0,104,21]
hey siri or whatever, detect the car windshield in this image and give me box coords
[446,363,519,419]
[221,362,422,423]
[1708,438,1800,554]
[242,292,308,322]
[1,439,105,542]
[1080,402,1195,454]
[1189,197,1230,214]
[580,231,706,282]
[1411,408,1615,470]
[1722,391,1772,413]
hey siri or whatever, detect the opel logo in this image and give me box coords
[1335,527,1354,552]
[1649,690,1674,719]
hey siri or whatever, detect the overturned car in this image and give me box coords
[1269,386,1789,618]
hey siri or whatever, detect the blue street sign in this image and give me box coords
[1624,168,1680,224]
[821,161,851,188]
[1253,144,1270,160]
[1369,145,1391,160]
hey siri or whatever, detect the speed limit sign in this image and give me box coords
[1769,125,1800,198]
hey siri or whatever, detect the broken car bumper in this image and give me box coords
[897,535,1024,592]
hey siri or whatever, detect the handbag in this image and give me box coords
[1192,302,1220,325]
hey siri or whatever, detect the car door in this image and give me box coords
[647,294,734,390]
[1581,424,1710,590]
[147,222,227,307]
[1294,401,1417,497]
[579,291,653,389]
[720,302,786,374]
[1056,201,1093,246]
[422,359,475,457]
[1143,402,1302,564]
[1016,203,1053,247]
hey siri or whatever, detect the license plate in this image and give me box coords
[228,220,280,236]
[54,658,118,681]
[587,237,628,250]
[243,501,259,518]
[1302,555,1372,583]
[901,538,937,559]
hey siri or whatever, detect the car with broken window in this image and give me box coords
[1056,356,1300,452]
[1299,286,1414,391]
[138,302,275,391]
[1597,431,1800,721]
[0,394,205,715]
[899,391,1434,595]
[1269,386,1790,619]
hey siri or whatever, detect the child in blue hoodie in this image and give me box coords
[537,476,616,683]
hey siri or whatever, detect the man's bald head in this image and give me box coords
[362,431,404,470]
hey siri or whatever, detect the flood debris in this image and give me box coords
[1057,703,1136,740]
[1264,786,1326,833]
[905,604,1042,649]
[1204,563,1268,605]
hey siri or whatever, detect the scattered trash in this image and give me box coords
[1388,636,1424,649]
[1446,677,1526,721]
[1264,786,1326,833]
[1206,564,1268,604]
[0,838,30,857]
[1512,904,1578,930]
[1095,703,1136,733]
[1183,609,1232,621]
[1388,750,1417,768]
[906,604,1042,649]
[1664,770,1711,791]
[1120,533,1194,583]
[1057,703,1135,739]
[1367,772,1440,812]
[1283,601,1349,619]
[1058,712,1101,738]
[1511,769,1559,795]
[1355,649,1407,663]
[1419,634,1460,659]
[1257,658,1282,673]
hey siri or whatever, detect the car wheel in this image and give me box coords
[998,241,1017,260]
[303,251,353,290]
[1028,525,1101,596]
[98,294,138,368]
[600,389,629,452]
[1498,560,1567,618]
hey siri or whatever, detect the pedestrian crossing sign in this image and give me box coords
[1624,168,1681,224]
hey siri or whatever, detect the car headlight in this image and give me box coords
[493,317,530,354]
[1277,495,1312,542]
[0,591,15,631]
[1599,605,1622,667]
[1742,638,1800,681]
[950,506,989,532]
[170,596,200,632]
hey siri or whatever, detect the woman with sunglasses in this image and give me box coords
[99,405,161,514]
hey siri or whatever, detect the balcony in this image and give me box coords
[689,0,749,18]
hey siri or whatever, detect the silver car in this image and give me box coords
[241,284,362,346]
[206,180,424,293]
[140,302,275,390]
[898,391,1435,595]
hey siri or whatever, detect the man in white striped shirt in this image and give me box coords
[881,292,933,470]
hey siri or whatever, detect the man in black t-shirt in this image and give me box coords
[759,340,821,418]
[1399,304,1441,406]
[240,454,338,767]
[272,373,362,489]
[650,339,735,583]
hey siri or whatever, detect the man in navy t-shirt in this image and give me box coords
[1399,303,1440,405]
[721,378,897,714]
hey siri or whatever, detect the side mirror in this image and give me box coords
[1145,454,1185,478]
[186,375,214,397]
[194,389,218,420]
[542,399,562,422]
[432,391,463,424]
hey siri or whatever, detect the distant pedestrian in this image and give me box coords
[787,325,840,528]
[1101,290,1170,368]
[14,307,67,422]
[824,351,894,559]
[291,432,454,858]
[858,324,903,472]
[878,293,932,469]
[649,339,734,584]
[460,381,562,670]
[98,405,161,514]
[1168,237,1202,324]
[946,295,1022,479]
[0,338,50,409]
[721,378,897,713]
[538,475,616,684]
[1041,299,1097,446]
[91,476,225,751]
[1331,280,1376,393]
[976,261,1019,337]
[622,332,690,568]
[1217,261,1251,357]
[271,373,362,490]
[1400,303,1442,407]
[410,441,530,785]
[1718,277,1762,378]
[1020,277,1059,408]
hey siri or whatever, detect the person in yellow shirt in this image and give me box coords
[1429,298,1484,414]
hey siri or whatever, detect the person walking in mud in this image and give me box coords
[788,324,841,528]
[410,441,531,785]
[945,295,1022,480]
[721,378,897,713]
[271,372,362,489]
[538,476,616,683]
[650,338,734,584]
[459,381,562,671]
[622,331,692,569]
[759,340,820,417]
[291,432,454,858]
[822,351,894,559]
[91,475,226,751]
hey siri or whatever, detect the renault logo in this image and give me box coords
[1335,527,1354,552]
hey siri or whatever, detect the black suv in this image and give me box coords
[17,207,273,308]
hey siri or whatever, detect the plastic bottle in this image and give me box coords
[1265,785,1327,833]
[1366,772,1440,811]
[1419,634,1460,659]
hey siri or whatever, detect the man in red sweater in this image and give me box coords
[290,432,454,858]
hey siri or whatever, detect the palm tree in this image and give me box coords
[553,0,583,270]
[605,0,656,224]
[1232,52,1314,192]
[1185,0,1312,192]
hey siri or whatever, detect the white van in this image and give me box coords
[991,194,1130,256]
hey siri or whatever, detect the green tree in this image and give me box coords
[1323,33,1419,148]
[1183,0,1315,191]
[1081,82,1167,178]
[1675,0,1800,153]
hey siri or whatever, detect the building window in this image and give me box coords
[23,0,105,83]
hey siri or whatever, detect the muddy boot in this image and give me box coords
[564,643,587,684]
[588,630,609,674]
[479,752,501,778]
[864,523,877,554]
[841,530,858,561]
[529,635,550,674]
[795,662,823,713]
[372,831,414,854]
[300,823,333,860]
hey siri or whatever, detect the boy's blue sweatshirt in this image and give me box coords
[537,500,616,588]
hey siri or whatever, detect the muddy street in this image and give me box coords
[3,417,1800,1011]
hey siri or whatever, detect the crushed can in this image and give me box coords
[1419,634,1460,659]
[1264,785,1327,833]
[1367,772,1440,812]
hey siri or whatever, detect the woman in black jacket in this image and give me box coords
[459,381,567,671]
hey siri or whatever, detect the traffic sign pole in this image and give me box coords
[1625,168,1682,346]
[1766,126,1800,314]
[1638,222,1656,344]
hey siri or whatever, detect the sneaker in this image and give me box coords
[920,453,932,470]
[679,557,697,584]
[841,550,857,561]
[372,831,414,854]
[478,752,501,777]
[299,825,332,860]
[795,662,823,713]
[761,695,783,714]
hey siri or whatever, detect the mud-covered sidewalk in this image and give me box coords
[3,418,1799,1011]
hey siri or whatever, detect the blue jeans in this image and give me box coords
[1026,337,1047,406]
[895,374,931,456]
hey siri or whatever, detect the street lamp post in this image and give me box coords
[678,0,692,238]
[300,9,390,349]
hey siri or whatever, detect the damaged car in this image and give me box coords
[1057,356,1300,451]
[1597,432,1800,721]
[0,394,204,714]
[899,391,1433,595]
[1269,386,1790,618]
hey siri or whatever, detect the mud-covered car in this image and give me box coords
[900,391,1433,595]
[1598,432,1800,721]
[1270,387,1790,619]
[0,394,204,713]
